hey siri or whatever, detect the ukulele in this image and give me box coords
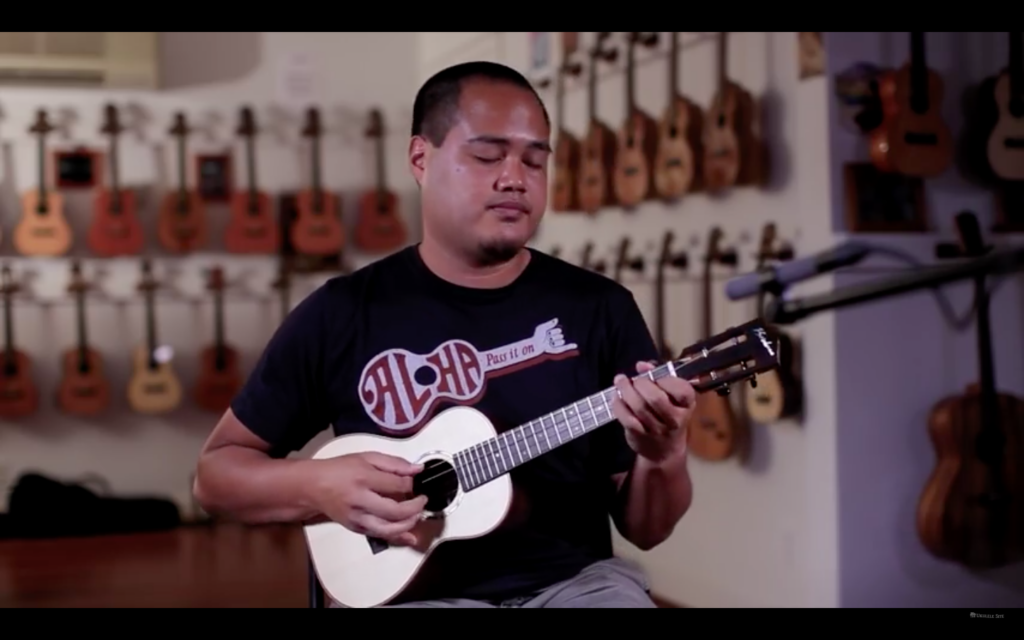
[577,33,619,215]
[354,108,407,253]
[743,223,802,424]
[868,32,953,177]
[986,32,1024,182]
[292,107,345,256]
[194,267,242,413]
[89,104,144,257]
[653,230,688,360]
[917,211,1024,569]
[158,112,207,252]
[702,32,756,193]
[126,260,183,414]
[57,261,111,417]
[0,265,38,418]
[14,109,72,256]
[305,318,777,608]
[551,33,582,212]
[612,237,644,283]
[613,33,660,209]
[654,32,705,200]
[226,106,279,254]
[687,227,748,461]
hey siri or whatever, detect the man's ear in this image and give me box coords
[409,136,429,186]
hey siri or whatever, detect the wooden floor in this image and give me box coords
[0,523,310,608]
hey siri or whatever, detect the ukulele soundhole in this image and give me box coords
[903,132,937,146]
[412,458,459,515]
[144,383,167,394]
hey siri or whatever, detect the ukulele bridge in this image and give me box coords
[31,227,57,238]
[664,158,683,168]
[1002,138,1024,149]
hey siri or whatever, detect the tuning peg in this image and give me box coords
[748,375,758,389]
[562,61,583,76]
[535,77,551,89]
[716,386,731,397]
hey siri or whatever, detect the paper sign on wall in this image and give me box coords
[276,52,317,106]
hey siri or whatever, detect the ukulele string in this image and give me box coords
[413,362,698,488]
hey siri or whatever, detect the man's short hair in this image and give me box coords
[411,61,550,146]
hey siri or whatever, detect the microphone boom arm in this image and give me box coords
[766,246,1024,325]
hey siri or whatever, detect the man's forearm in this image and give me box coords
[616,450,692,550]
[193,448,326,524]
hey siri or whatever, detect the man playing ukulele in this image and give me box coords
[193,61,695,608]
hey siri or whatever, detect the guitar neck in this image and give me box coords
[909,32,929,112]
[375,133,387,199]
[246,135,258,201]
[1009,32,1022,104]
[555,62,566,131]
[75,292,88,362]
[213,289,226,361]
[37,133,48,207]
[108,134,120,203]
[456,364,678,491]
[701,256,712,337]
[310,136,322,208]
[587,54,598,122]
[145,291,157,359]
[2,294,12,365]
[625,38,636,116]
[717,32,728,98]
[668,32,679,99]
[176,136,188,204]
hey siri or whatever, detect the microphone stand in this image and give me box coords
[765,246,1024,325]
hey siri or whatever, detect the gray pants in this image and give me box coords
[330,557,656,608]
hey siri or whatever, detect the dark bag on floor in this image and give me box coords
[4,472,181,539]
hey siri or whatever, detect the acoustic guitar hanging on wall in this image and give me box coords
[89,103,144,257]
[14,109,72,257]
[158,112,207,253]
[226,106,279,254]
[57,261,111,417]
[0,265,38,418]
[354,108,407,253]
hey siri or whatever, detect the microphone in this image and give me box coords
[725,241,872,300]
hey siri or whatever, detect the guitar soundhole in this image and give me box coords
[668,125,678,137]
[366,536,390,555]
[903,132,937,146]
[1003,138,1024,149]
[412,458,460,514]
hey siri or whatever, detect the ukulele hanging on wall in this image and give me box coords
[57,261,111,417]
[194,266,242,413]
[14,109,72,256]
[126,260,183,414]
[158,112,207,253]
[89,103,144,257]
[0,265,38,418]
[291,107,344,256]
[226,106,279,254]
[354,108,407,253]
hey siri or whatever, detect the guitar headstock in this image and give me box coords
[101,103,123,136]
[206,266,225,292]
[0,264,18,296]
[671,319,780,395]
[302,107,322,139]
[169,112,189,138]
[365,108,384,139]
[137,259,159,291]
[29,109,53,136]
[67,260,90,293]
[238,106,257,138]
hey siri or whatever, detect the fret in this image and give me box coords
[513,427,525,463]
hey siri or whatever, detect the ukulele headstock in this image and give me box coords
[613,237,644,281]
[365,108,384,139]
[672,320,780,395]
[29,109,53,136]
[137,259,159,292]
[101,104,123,136]
[169,112,189,138]
[302,107,322,139]
[237,106,257,138]
[657,230,688,272]
[67,260,90,294]
[206,266,226,292]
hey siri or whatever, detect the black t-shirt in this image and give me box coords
[231,245,658,602]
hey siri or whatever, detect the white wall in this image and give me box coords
[0,33,419,514]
